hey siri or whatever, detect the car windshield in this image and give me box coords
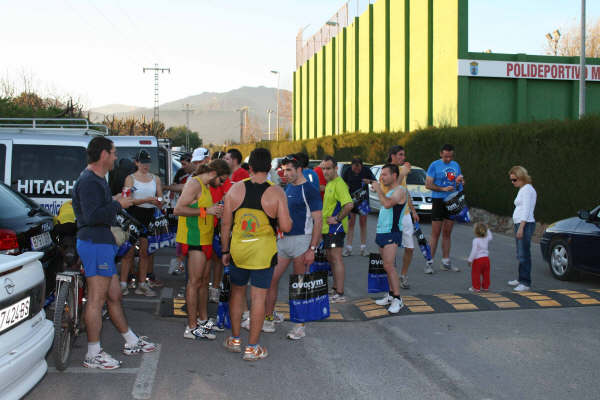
[0,183,31,218]
[407,169,426,185]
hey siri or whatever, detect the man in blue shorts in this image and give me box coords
[265,154,322,339]
[371,164,407,313]
[72,136,157,370]
[425,144,465,273]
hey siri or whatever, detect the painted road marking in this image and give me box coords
[47,367,139,374]
[166,289,600,320]
[132,345,161,400]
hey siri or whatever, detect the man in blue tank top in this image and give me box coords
[370,164,407,314]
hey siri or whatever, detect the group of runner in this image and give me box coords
[73,137,464,366]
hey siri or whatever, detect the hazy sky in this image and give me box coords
[1,0,598,109]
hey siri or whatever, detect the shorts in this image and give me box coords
[277,234,311,259]
[401,213,414,249]
[375,232,403,248]
[432,198,451,221]
[178,243,213,260]
[128,206,155,237]
[323,233,345,249]
[229,255,277,289]
[77,239,118,278]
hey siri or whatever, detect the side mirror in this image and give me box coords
[577,209,590,221]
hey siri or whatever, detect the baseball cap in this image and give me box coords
[180,152,192,162]
[135,150,152,164]
[191,147,209,162]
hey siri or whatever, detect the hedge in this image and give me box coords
[213,116,600,222]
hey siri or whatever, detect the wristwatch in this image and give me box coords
[310,245,317,251]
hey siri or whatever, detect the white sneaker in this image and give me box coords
[468,287,480,292]
[123,336,157,355]
[330,293,347,303]
[184,325,216,340]
[287,324,306,340]
[424,261,434,274]
[360,247,368,257]
[241,317,250,331]
[387,297,404,313]
[375,294,393,306]
[135,283,156,297]
[198,318,224,332]
[508,280,520,286]
[514,284,530,292]
[273,310,285,324]
[83,350,121,370]
[342,246,352,257]
[168,258,180,275]
[120,283,129,296]
[262,318,276,333]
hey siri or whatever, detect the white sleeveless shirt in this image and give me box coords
[132,175,157,209]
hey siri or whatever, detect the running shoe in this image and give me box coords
[507,280,520,286]
[329,293,347,303]
[184,325,216,340]
[83,350,121,370]
[147,276,164,288]
[441,260,460,272]
[128,277,137,289]
[168,259,182,275]
[514,284,531,292]
[135,283,156,297]
[243,345,269,361]
[287,324,306,340]
[360,247,369,257]
[241,317,250,331]
[262,316,276,333]
[273,310,285,323]
[342,246,352,257]
[123,336,157,355]
[120,284,129,296]
[375,294,393,306]
[387,297,404,314]
[198,318,224,332]
[424,261,434,274]
[223,336,242,353]
[400,275,410,289]
[468,287,480,292]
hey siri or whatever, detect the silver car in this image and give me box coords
[369,165,433,215]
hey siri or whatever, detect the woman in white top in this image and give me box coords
[119,150,163,297]
[508,166,537,292]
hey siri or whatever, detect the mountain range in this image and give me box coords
[89,86,292,145]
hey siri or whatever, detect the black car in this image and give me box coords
[0,182,60,298]
[540,205,600,280]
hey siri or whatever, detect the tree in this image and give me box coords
[545,17,600,57]
[165,125,202,149]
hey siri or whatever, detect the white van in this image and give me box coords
[0,118,172,215]
[0,251,54,398]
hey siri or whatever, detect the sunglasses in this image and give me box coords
[510,178,518,182]
[284,155,297,162]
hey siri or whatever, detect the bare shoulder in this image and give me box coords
[265,184,285,198]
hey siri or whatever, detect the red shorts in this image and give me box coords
[178,243,213,260]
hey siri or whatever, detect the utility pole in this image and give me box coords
[143,63,171,123]
[267,108,273,140]
[270,70,280,140]
[236,107,248,143]
[181,103,193,151]
[579,0,587,118]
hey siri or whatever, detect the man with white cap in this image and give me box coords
[191,147,210,166]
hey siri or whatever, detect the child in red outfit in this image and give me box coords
[467,223,493,292]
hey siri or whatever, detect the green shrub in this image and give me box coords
[216,116,600,222]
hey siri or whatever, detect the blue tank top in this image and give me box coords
[376,187,407,234]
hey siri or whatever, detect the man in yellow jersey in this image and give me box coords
[221,148,292,361]
[321,155,354,304]
[382,146,420,287]
[174,159,230,341]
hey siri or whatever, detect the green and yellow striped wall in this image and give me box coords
[294,0,464,140]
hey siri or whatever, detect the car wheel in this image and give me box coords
[549,238,577,281]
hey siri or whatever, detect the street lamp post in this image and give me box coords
[545,30,561,56]
[270,70,280,140]
[326,20,340,135]
[579,0,587,118]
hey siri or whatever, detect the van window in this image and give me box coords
[0,144,5,181]
[11,144,87,198]
[115,147,161,181]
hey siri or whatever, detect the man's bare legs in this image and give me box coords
[186,250,208,328]
[327,247,345,295]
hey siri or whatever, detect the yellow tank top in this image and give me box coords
[230,179,277,270]
[176,177,214,246]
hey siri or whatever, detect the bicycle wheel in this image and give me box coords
[53,281,75,371]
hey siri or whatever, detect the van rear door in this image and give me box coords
[0,140,11,185]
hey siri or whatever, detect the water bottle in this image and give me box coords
[413,221,432,261]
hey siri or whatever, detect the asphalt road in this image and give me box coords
[27,216,600,400]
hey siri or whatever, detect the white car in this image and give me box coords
[0,252,54,399]
[369,165,433,215]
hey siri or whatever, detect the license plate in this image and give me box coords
[31,231,52,250]
[420,204,433,210]
[0,297,30,333]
